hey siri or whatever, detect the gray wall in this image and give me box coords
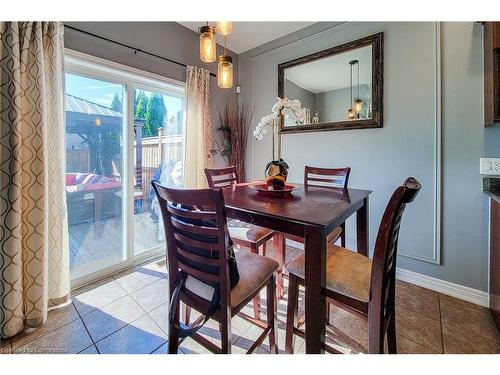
[484,124,500,157]
[238,22,489,291]
[64,22,239,167]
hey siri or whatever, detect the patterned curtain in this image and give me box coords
[184,66,213,188]
[0,22,70,339]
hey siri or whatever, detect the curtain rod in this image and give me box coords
[64,25,217,78]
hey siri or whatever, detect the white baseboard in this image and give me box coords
[286,241,490,308]
[395,268,489,308]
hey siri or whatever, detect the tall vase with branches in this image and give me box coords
[212,95,253,182]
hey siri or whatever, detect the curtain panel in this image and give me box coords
[184,66,213,189]
[0,22,70,339]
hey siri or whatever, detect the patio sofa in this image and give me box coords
[66,173,122,225]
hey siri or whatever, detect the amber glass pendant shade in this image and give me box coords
[355,99,363,113]
[217,55,233,88]
[216,21,233,36]
[199,26,216,63]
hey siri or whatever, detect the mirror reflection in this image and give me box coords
[283,45,372,126]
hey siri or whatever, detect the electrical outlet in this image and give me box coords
[480,158,500,175]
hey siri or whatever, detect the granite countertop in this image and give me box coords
[483,177,500,203]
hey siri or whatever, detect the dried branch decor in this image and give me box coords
[212,95,253,182]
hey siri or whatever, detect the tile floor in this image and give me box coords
[1,246,499,354]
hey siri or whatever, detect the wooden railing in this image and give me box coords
[66,130,184,206]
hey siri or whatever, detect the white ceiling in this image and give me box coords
[178,22,315,54]
[285,46,372,93]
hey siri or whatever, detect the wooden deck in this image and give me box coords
[69,211,163,270]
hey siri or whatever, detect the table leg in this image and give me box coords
[304,226,326,353]
[356,196,369,256]
[273,233,286,299]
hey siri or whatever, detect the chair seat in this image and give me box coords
[228,219,275,245]
[286,244,372,303]
[288,226,342,245]
[231,250,279,307]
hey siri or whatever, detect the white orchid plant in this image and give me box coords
[253,97,307,141]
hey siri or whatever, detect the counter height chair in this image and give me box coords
[205,166,287,302]
[285,177,421,354]
[296,166,351,246]
[152,181,279,354]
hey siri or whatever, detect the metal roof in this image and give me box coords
[65,94,122,118]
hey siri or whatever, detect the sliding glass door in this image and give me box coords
[65,51,186,286]
[132,86,186,256]
[65,73,127,280]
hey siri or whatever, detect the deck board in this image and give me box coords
[69,211,163,271]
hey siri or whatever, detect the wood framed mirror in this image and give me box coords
[278,32,383,133]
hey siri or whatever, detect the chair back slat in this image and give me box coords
[368,177,421,352]
[167,204,217,221]
[178,262,221,283]
[304,166,351,189]
[171,218,218,237]
[173,231,220,252]
[205,166,238,188]
[151,180,232,307]
[177,247,221,267]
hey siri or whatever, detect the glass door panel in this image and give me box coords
[65,72,126,279]
[133,87,185,256]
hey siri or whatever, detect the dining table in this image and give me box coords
[222,182,372,353]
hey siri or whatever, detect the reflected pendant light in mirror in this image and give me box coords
[354,60,362,115]
[347,59,357,120]
[216,21,233,36]
[199,25,216,62]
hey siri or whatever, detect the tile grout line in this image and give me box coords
[439,294,500,346]
[9,308,81,353]
[89,289,168,353]
[73,300,101,354]
[437,294,445,354]
[394,303,442,354]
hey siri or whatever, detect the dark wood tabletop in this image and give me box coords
[222,182,372,353]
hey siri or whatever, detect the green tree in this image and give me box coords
[110,93,122,113]
[144,93,166,137]
[134,90,148,121]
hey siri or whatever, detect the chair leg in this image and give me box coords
[168,306,180,354]
[340,222,346,247]
[181,303,191,324]
[285,274,299,354]
[326,301,331,325]
[250,244,261,320]
[252,296,261,320]
[273,233,285,299]
[220,307,232,354]
[386,314,397,354]
[260,242,267,256]
[267,275,278,354]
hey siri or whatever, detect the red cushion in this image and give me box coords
[66,174,76,186]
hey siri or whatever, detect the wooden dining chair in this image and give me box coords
[303,166,351,246]
[285,177,421,354]
[205,166,287,301]
[152,180,279,354]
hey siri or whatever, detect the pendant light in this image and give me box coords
[354,60,362,114]
[348,60,356,120]
[218,36,233,88]
[216,21,233,36]
[199,24,216,63]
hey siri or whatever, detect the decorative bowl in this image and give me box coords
[250,182,299,197]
